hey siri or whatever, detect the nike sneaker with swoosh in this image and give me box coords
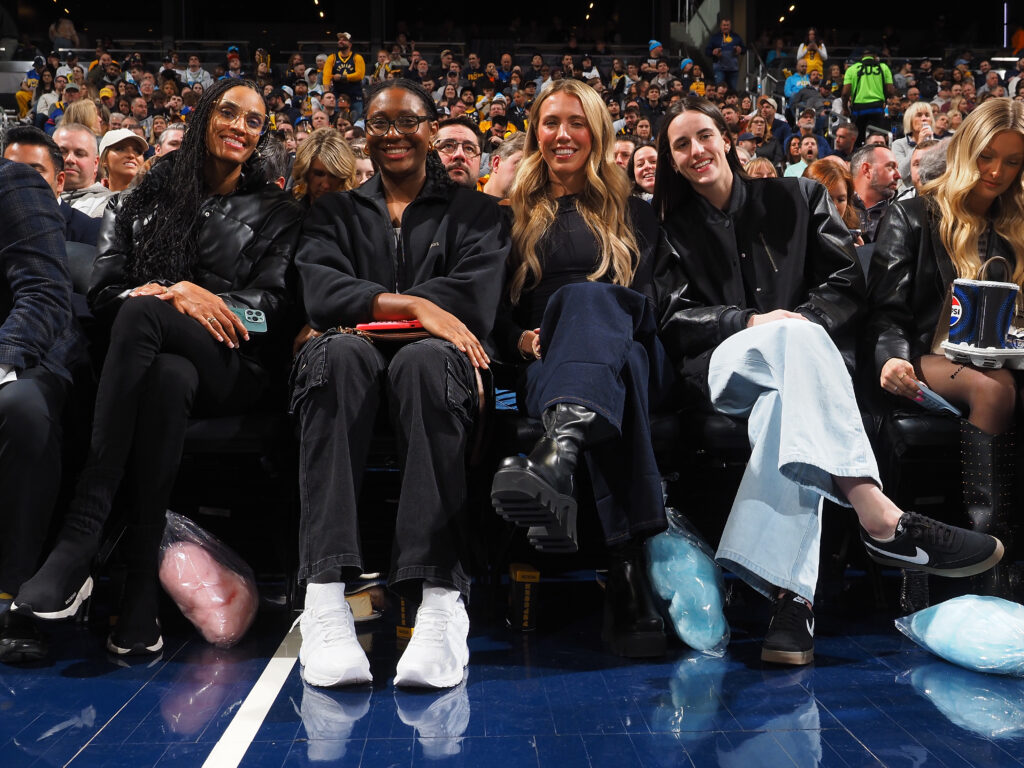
[861,512,1004,577]
[761,592,814,666]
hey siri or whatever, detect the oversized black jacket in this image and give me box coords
[90,160,303,374]
[655,175,863,393]
[296,173,510,340]
[866,196,1018,379]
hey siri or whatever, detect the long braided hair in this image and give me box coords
[114,78,272,285]
[362,78,453,191]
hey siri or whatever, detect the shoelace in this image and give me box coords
[292,603,357,646]
[902,513,959,548]
[412,606,451,646]
[769,596,809,634]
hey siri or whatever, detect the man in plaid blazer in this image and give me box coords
[0,158,82,662]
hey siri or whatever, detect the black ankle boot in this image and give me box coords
[602,541,666,658]
[491,403,616,553]
[107,523,164,657]
[962,423,1017,599]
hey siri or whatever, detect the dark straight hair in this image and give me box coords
[652,96,747,222]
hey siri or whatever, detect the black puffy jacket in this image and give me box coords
[866,195,1018,379]
[90,162,303,374]
[655,175,863,394]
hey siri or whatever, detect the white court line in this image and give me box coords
[201,623,301,768]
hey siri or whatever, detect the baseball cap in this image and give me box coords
[63,81,81,91]
[337,32,352,41]
[55,65,73,79]
[759,96,778,109]
[99,128,149,155]
[800,107,816,117]
[738,132,756,142]
[99,86,116,98]
[648,40,663,52]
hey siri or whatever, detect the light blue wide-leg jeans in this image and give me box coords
[707,319,880,603]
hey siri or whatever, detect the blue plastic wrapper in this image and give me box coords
[646,508,729,655]
[906,662,1024,739]
[895,595,1024,676]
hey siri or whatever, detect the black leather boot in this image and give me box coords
[491,403,615,553]
[602,541,666,658]
[962,423,1017,600]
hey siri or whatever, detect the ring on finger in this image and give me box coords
[206,316,217,323]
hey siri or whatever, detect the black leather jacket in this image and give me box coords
[655,175,863,393]
[90,161,303,374]
[866,196,1018,379]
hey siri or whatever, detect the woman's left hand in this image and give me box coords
[157,281,249,348]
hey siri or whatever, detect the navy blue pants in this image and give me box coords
[523,282,673,545]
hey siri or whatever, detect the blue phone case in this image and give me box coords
[229,307,268,333]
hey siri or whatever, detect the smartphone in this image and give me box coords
[917,382,962,417]
[355,320,424,331]
[229,306,268,333]
[849,229,862,239]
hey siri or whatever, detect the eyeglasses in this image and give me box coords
[365,114,431,136]
[213,100,268,135]
[435,139,481,158]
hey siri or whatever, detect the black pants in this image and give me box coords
[0,366,68,593]
[66,296,265,537]
[292,333,478,600]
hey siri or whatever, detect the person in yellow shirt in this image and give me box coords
[323,32,366,117]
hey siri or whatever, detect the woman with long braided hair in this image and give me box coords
[13,78,303,656]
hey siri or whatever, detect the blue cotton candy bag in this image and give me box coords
[646,508,729,655]
[895,595,1024,676]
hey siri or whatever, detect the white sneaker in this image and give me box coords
[393,584,469,689]
[298,582,373,687]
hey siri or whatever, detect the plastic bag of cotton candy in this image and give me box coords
[158,511,259,648]
[895,595,1024,676]
[646,508,729,655]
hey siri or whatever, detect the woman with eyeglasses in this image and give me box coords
[291,79,508,689]
[13,79,303,657]
[489,79,670,658]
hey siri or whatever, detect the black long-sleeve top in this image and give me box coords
[494,195,659,363]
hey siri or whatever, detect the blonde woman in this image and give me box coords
[490,79,670,658]
[870,98,1024,597]
[892,101,934,185]
[289,127,357,205]
[60,98,101,135]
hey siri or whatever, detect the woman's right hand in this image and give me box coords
[519,327,542,360]
[129,282,167,297]
[880,357,923,400]
[413,299,490,369]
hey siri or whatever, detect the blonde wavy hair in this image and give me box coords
[923,99,1024,286]
[290,127,358,200]
[61,99,101,135]
[507,78,639,304]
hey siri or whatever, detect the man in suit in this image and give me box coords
[0,158,82,662]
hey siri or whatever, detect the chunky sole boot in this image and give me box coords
[491,404,615,554]
[601,543,666,658]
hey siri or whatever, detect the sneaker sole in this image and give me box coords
[0,640,48,664]
[299,663,373,688]
[106,633,164,656]
[761,647,814,665]
[867,539,1005,578]
[393,665,467,689]
[12,576,93,621]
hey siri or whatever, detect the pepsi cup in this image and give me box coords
[950,278,1019,349]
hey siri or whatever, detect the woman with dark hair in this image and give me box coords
[653,97,1003,666]
[628,140,657,200]
[489,79,670,658]
[13,78,303,656]
[291,78,508,689]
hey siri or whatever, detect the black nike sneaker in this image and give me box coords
[860,512,1003,578]
[761,592,814,666]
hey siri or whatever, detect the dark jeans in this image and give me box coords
[523,282,673,545]
[293,334,478,600]
[66,296,265,536]
[0,366,68,593]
